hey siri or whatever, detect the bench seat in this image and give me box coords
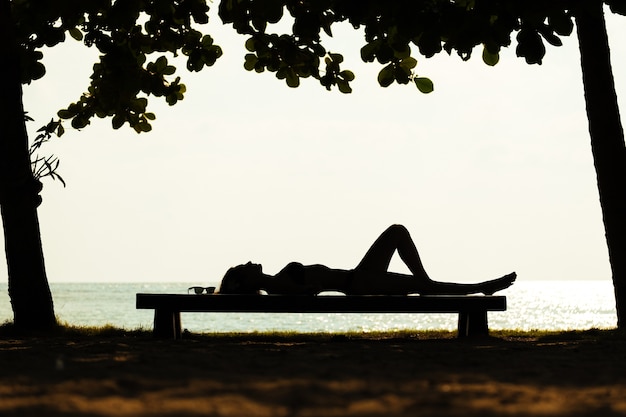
[136,294,506,339]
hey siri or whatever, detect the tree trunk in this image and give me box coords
[575,1,626,328]
[0,0,56,331]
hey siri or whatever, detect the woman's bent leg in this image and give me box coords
[355,224,429,280]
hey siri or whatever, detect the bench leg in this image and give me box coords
[153,309,182,339]
[458,311,489,338]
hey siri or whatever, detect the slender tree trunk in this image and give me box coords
[576,2,626,328]
[0,0,56,330]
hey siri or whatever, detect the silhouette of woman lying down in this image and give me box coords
[219,224,516,296]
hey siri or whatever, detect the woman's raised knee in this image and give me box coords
[386,224,409,235]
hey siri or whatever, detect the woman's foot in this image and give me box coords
[481,272,517,295]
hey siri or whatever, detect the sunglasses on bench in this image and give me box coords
[188,286,216,295]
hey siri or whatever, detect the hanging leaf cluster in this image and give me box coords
[217,0,625,93]
[12,0,223,133]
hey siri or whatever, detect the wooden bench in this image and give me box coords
[136,294,507,339]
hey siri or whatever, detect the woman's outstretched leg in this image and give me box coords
[355,224,430,280]
[415,272,517,295]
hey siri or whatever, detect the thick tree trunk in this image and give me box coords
[0,0,56,330]
[576,2,626,328]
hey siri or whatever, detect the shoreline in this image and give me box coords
[1,329,625,416]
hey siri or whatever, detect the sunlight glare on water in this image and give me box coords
[0,280,617,332]
[490,280,617,331]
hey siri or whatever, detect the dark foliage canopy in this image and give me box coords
[12,0,626,130]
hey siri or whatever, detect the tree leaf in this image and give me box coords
[285,69,299,87]
[138,122,152,132]
[155,56,167,72]
[377,64,395,87]
[30,62,46,81]
[400,57,417,70]
[340,70,355,81]
[57,109,74,119]
[112,114,125,129]
[329,53,343,64]
[263,0,284,23]
[337,80,352,93]
[71,117,89,129]
[360,41,378,62]
[482,46,500,66]
[538,26,563,47]
[201,35,214,47]
[68,28,83,41]
[393,44,411,59]
[516,29,545,65]
[244,54,258,71]
[245,37,256,52]
[414,77,434,93]
[548,12,574,36]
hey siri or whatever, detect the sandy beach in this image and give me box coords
[1,330,626,416]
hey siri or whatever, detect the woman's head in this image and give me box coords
[219,262,263,294]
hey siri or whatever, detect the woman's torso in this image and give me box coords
[267,262,353,295]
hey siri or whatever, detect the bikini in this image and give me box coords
[280,262,355,295]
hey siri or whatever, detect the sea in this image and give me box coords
[0,280,618,333]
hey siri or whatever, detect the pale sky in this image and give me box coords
[2,9,625,284]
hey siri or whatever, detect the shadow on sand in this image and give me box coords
[1,329,625,417]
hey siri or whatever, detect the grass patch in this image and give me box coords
[195,328,620,342]
[0,320,623,343]
[0,320,151,338]
[53,322,151,338]
[179,328,459,343]
[491,327,621,339]
[176,327,625,345]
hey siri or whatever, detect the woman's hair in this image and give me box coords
[218,263,262,294]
